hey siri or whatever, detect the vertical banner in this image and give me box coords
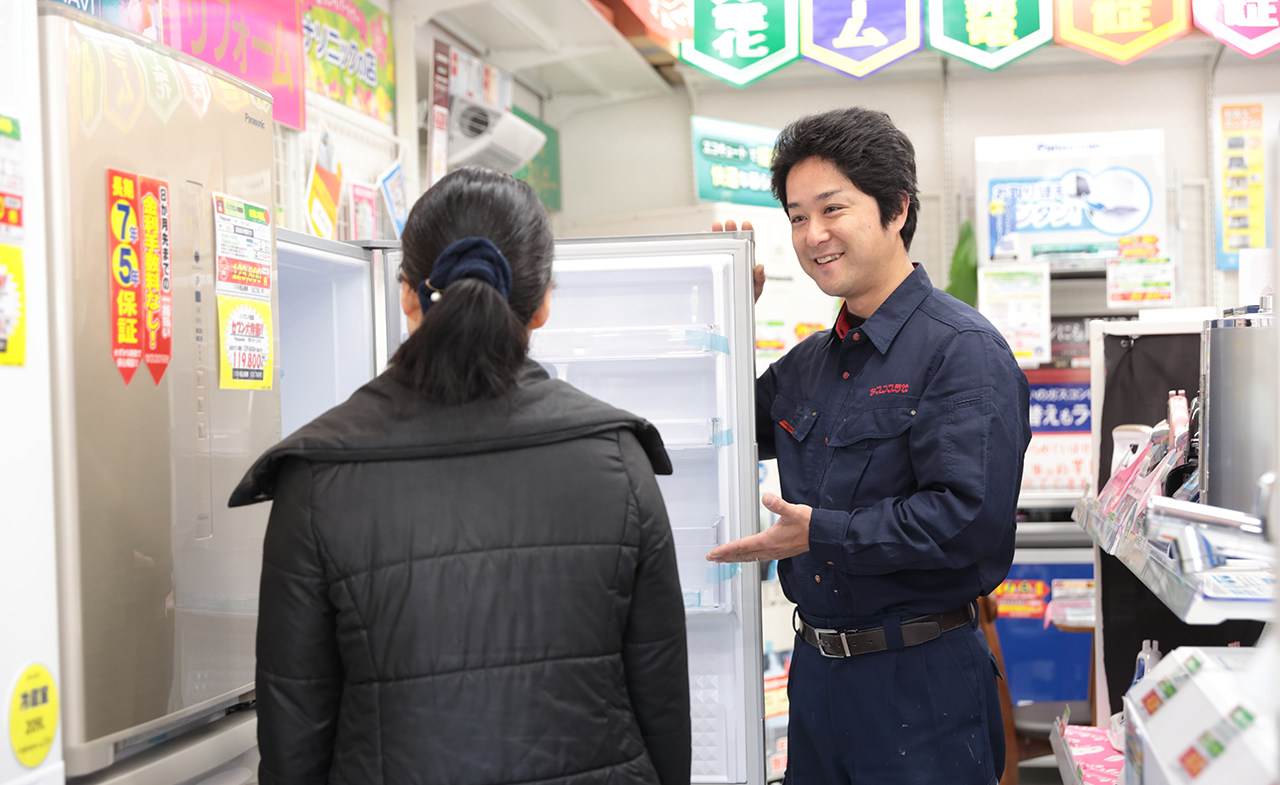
[691,115,781,206]
[679,0,801,87]
[0,245,23,367]
[1193,0,1280,58]
[1054,0,1190,63]
[168,0,304,129]
[305,122,342,240]
[428,40,451,189]
[926,0,1054,69]
[977,262,1051,368]
[802,0,924,77]
[512,108,562,212]
[138,176,172,383]
[378,158,409,238]
[0,112,24,367]
[349,183,377,239]
[1211,95,1277,270]
[212,193,274,390]
[301,0,395,124]
[108,169,143,384]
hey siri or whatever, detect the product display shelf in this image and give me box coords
[1048,723,1087,785]
[1019,489,1088,509]
[1073,496,1273,624]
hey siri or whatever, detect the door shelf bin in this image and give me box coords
[529,324,724,361]
[674,520,730,613]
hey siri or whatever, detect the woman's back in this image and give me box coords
[238,364,690,785]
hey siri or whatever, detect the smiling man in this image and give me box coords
[709,108,1032,784]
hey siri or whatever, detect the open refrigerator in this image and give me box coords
[529,232,766,785]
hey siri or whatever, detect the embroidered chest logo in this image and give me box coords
[869,384,910,396]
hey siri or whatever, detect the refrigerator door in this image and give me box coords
[275,229,379,437]
[529,232,765,785]
[40,7,278,775]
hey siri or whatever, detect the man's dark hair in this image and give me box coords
[770,107,921,252]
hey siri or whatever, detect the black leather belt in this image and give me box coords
[797,605,975,658]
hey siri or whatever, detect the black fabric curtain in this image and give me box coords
[1097,332,1264,717]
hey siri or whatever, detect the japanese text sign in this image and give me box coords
[138,176,173,383]
[302,0,395,124]
[1022,368,1092,492]
[167,0,303,129]
[1055,0,1190,63]
[802,0,922,78]
[680,0,801,87]
[108,169,143,384]
[692,115,781,207]
[1195,0,1280,60]
[622,0,693,39]
[926,0,1053,69]
[213,192,275,390]
[1212,96,1276,270]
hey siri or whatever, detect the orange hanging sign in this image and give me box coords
[1055,0,1190,63]
[108,169,143,384]
[138,176,172,384]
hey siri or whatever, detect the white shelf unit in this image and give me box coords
[1073,496,1272,624]
[1019,489,1088,509]
[419,0,671,114]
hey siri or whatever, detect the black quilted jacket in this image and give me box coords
[230,360,691,785]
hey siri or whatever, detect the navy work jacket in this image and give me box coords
[757,265,1032,629]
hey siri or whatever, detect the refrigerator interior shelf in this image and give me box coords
[530,324,727,361]
[1073,496,1273,624]
[674,519,733,614]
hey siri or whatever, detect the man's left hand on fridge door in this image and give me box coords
[711,219,765,304]
[706,493,811,563]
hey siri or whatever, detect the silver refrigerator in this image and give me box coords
[39,5,278,776]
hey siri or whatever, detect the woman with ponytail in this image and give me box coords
[232,168,691,785]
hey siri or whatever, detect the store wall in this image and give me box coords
[553,51,1280,311]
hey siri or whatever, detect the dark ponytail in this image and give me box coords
[391,168,554,405]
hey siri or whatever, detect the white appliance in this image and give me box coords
[529,232,766,785]
[445,95,547,173]
[274,230,398,438]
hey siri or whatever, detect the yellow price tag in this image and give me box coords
[9,663,58,768]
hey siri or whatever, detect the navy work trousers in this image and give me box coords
[783,618,1004,785]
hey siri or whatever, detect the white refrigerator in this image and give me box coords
[529,231,766,785]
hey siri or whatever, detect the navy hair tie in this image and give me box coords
[416,237,513,315]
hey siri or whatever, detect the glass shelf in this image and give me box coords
[530,323,724,361]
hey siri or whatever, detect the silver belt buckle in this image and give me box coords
[815,627,854,658]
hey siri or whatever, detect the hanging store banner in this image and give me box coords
[167,0,304,129]
[623,0,694,39]
[1211,95,1277,270]
[427,40,450,189]
[1193,0,1280,57]
[679,0,801,87]
[801,0,923,78]
[513,108,562,212]
[107,169,142,384]
[692,115,781,207]
[926,0,1053,69]
[1054,0,1190,63]
[305,122,342,240]
[0,113,25,367]
[974,130,1167,265]
[138,176,173,384]
[302,0,395,124]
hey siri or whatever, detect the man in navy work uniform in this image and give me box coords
[709,107,1032,784]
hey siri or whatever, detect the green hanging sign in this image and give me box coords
[679,0,801,87]
[926,0,1054,69]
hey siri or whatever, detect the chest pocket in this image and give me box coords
[827,398,920,448]
[770,394,820,442]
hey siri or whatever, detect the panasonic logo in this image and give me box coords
[244,113,266,129]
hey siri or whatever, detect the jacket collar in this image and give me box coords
[829,264,932,354]
[229,359,671,506]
